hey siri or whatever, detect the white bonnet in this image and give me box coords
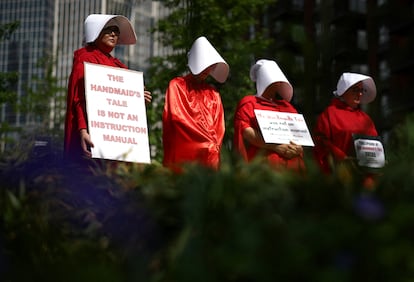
[250,59,293,102]
[84,14,137,45]
[334,72,376,104]
[187,36,229,83]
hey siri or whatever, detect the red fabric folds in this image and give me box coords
[162,74,225,171]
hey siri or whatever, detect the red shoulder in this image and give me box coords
[237,95,256,107]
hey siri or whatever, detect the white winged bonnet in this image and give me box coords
[84,14,137,45]
[334,72,376,104]
[187,36,229,83]
[250,59,293,102]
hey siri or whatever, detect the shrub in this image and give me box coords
[1,115,414,281]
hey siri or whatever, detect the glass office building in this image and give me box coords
[0,0,55,127]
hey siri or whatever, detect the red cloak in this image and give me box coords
[313,98,378,173]
[162,74,225,171]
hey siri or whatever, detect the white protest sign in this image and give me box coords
[254,109,314,146]
[84,62,151,163]
[354,137,385,168]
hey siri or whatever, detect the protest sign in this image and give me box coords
[353,135,385,169]
[254,109,314,146]
[84,62,151,163]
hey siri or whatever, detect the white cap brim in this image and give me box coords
[84,14,137,45]
[250,59,293,102]
[187,36,229,83]
[334,72,376,104]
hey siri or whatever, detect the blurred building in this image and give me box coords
[0,0,55,128]
[262,0,414,139]
[382,0,414,132]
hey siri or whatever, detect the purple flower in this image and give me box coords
[353,194,384,221]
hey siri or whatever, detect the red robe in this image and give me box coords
[313,98,378,173]
[64,45,127,161]
[162,74,225,171]
[234,95,304,171]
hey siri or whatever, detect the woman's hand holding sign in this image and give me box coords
[80,128,94,158]
[274,141,303,159]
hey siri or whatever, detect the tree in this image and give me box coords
[19,56,66,136]
[0,22,64,156]
[0,21,20,103]
[0,21,20,152]
[146,0,274,163]
[8,55,67,161]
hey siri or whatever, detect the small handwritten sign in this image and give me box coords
[353,136,385,168]
[254,109,314,146]
[84,62,151,163]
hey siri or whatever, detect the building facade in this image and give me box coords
[0,0,55,127]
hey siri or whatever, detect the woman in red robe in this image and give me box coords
[234,59,304,172]
[162,36,229,172]
[64,14,151,164]
[313,72,380,185]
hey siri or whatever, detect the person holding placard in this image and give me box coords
[233,59,304,172]
[64,14,152,164]
[313,72,383,188]
[162,36,229,172]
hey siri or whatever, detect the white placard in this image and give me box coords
[254,109,314,146]
[354,138,385,168]
[84,62,151,163]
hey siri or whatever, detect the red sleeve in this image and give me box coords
[72,60,88,130]
[162,79,175,166]
[313,110,347,173]
[233,96,255,161]
[64,55,87,156]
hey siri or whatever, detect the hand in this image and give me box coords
[144,90,152,104]
[275,141,303,159]
[80,129,94,158]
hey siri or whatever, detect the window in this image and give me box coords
[291,24,305,43]
[379,60,390,80]
[377,0,387,6]
[379,25,389,45]
[294,55,304,72]
[292,0,304,9]
[357,30,367,49]
[350,0,366,13]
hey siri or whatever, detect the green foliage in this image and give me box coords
[19,56,66,136]
[0,21,20,152]
[1,22,64,153]
[0,72,18,105]
[0,21,20,105]
[0,21,20,103]
[0,21,20,41]
[0,115,413,281]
